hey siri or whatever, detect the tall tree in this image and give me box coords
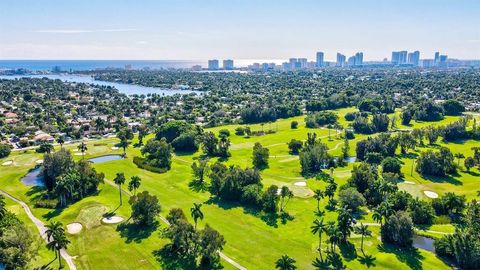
[191,159,209,183]
[113,172,126,205]
[275,255,297,270]
[279,186,293,212]
[313,189,324,212]
[311,219,327,261]
[45,221,69,268]
[354,223,372,254]
[77,141,87,159]
[190,203,204,230]
[56,136,65,148]
[118,138,130,156]
[128,176,141,196]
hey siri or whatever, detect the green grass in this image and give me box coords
[3,195,63,269]
[2,107,475,269]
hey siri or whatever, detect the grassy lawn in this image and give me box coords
[2,107,475,269]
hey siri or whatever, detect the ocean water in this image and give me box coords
[0,60,204,71]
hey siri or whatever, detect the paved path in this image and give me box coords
[0,190,77,270]
[103,179,247,270]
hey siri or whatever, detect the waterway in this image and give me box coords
[0,74,203,96]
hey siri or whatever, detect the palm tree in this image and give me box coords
[454,153,465,166]
[77,141,87,159]
[56,136,65,148]
[118,138,129,157]
[311,219,327,261]
[313,189,324,212]
[372,208,383,227]
[190,203,204,230]
[279,186,293,212]
[45,221,66,266]
[379,180,396,200]
[46,231,70,269]
[45,221,64,241]
[328,227,342,253]
[354,223,372,254]
[0,195,6,219]
[113,173,126,205]
[312,257,330,270]
[128,176,141,196]
[379,201,393,220]
[275,255,297,270]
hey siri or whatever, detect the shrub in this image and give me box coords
[171,132,198,152]
[219,129,230,137]
[235,127,245,136]
[381,211,414,248]
[287,139,303,155]
[290,121,298,129]
[0,144,12,158]
[133,156,168,173]
[344,112,356,121]
[409,198,436,225]
[381,157,402,175]
[338,187,366,212]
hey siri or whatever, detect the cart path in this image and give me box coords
[0,190,77,270]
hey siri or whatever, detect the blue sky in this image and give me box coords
[0,0,479,60]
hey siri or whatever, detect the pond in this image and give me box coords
[88,155,124,163]
[20,155,124,187]
[0,74,204,96]
[345,156,357,163]
[413,235,435,252]
[20,167,45,187]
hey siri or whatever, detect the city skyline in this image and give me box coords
[1,0,479,60]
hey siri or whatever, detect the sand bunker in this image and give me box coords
[294,181,307,187]
[111,147,119,150]
[35,159,44,164]
[2,161,13,166]
[424,191,439,199]
[403,181,415,185]
[102,216,124,224]
[66,222,83,234]
[74,153,85,156]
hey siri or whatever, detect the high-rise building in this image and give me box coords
[434,52,440,65]
[289,58,298,70]
[391,52,400,65]
[407,51,420,66]
[439,55,448,67]
[208,59,219,70]
[316,52,324,67]
[347,56,356,66]
[298,58,308,69]
[336,53,346,67]
[354,52,363,66]
[391,51,408,65]
[223,59,234,70]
